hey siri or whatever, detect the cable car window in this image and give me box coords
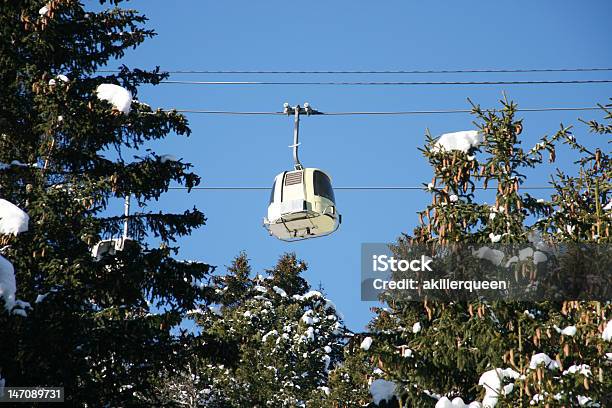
[313,170,335,202]
[269,180,276,204]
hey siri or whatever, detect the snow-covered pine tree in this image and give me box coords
[0,1,212,405]
[544,101,610,243]
[159,253,347,407]
[318,333,388,407]
[353,99,611,407]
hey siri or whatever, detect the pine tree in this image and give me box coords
[343,99,611,407]
[158,253,347,407]
[0,1,213,405]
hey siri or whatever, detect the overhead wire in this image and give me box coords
[120,68,606,194]
[167,186,556,191]
[159,79,612,86]
[161,105,594,192]
[99,67,612,75]
[169,106,601,116]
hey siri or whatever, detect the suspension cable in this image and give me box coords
[99,67,612,75]
[159,79,612,86]
[167,106,601,116]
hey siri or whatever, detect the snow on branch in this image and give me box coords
[433,130,483,154]
[96,84,133,114]
[0,199,29,235]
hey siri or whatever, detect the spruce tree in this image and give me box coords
[159,253,347,407]
[0,1,212,405]
[343,99,611,407]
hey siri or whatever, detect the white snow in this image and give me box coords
[48,75,69,86]
[401,348,412,358]
[504,256,518,268]
[360,336,373,350]
[0,255,16,312]
[14,299,30,310]
[473,246,504,266]
[576,395,598,406]
[529,353,560,370]
[96,84,133,114]
[489,233,502,243]
[603,200,612,211]
[302,326,315,342]
[433,130,483,154]
[523,310,535,319]
[186,308,205,316]
[262,330,278,342]
[322,354,331,371]
[272,286,287,297]
[412,322,422,333]
[293,290,323,301]
[301,310,315,325]
[518,247,534,261]
[562,364,591,377]
[436,396,482,408]
[369,379,396,405]
[478,368,520,408]
[449,194,459,203]
[0,160,33,170]
[0,199,29,235]
[254,285,267,293]
[39,6,49,15]
[533,251,547,264]
[435,397,453,408]
[302,290,323,299]
[159,154,178,163]
[602,320,612,341]
[553,325,577,336]
[35,293,49,303]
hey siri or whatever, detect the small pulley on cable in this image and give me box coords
[263,103,341,241]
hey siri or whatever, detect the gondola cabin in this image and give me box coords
[264,168,341,241]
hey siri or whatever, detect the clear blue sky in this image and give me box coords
[99,0,612,330]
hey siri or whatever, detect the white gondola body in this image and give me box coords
[90,237,137,260]
[264,168,341,241]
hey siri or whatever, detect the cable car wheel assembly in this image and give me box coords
[263,103,342,241]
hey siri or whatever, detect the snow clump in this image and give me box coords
[478,368,520,407]
[360,336,373,350]
[433,130,483,154]
[96,84,133,114]
[0,199,29,235]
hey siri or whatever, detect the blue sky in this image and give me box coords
[100,0,612,330]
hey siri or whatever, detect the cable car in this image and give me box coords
[263,104,341,241]
[91,236,135,260]
[91,195,138,259]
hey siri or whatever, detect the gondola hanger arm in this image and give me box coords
[283,103,321,170]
